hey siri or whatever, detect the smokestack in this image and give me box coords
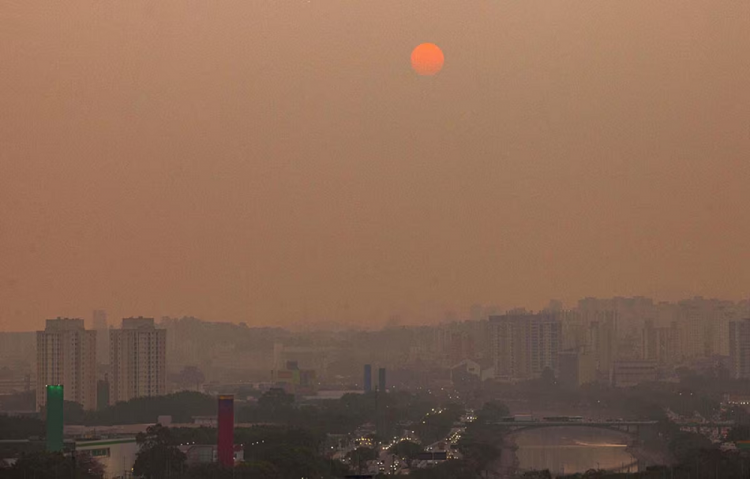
[364,364,372,393]
[46,385,64,452]
[378,367,386,393]
[217,395,234,467]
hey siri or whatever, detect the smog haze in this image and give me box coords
[1,1,748,330]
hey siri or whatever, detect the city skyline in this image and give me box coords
[1,293,749,332]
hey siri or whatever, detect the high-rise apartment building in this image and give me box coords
[561,315,588,351]
[558,348,597,388]
[642,320,679,366]
[92,310,108,365]
[36,318,97,411]
[489,313,561,380]
[578,296,653,339]
[469,320,491,360]
[729,319,750,379]
[110,317,166,404]
[588,313,618,377]
[675,297,737,359]
[448,332,475,364]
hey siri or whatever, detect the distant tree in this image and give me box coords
[91,391,215,425]
[630,400,665,420]
[169,426,217,445]
[253,388,296,423]
[64,400,86,425]
[324,458,350,477]
[0,415,44,440]
[732,407,750,426]
[171,424,336,477]
[346,446,378,473]
[133,424,187,479]
[96,380,109,411]
[235,460,281,479]
[7,451,103,479]
[726,425,750,442]
[460,439,500,474]
[389,440,423,469]
[7,451,72,479]
[668,431,713,464]
[258,388,294,410]
[259,444,333,478]
[0,390,36,411]
[183,463,241,479]
[389,439,423,460]
[37,400,86,426]
[346,446,378,463]
[408,459,474,479]
[76,452,106,478]
[414,405,463,445]
[477,400,510,423]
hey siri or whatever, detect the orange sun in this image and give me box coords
[411,43,444,76]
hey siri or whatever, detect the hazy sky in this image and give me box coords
[1,1,748,331]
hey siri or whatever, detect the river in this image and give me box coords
[513,427,638,476]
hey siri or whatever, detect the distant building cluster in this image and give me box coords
[481,297,750,387]
[0,296,747,413]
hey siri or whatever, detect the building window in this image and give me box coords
[89,448,110,457]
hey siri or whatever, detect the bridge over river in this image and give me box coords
[496,419,658,435]
[495,418,734,435]
[496,419,735,478]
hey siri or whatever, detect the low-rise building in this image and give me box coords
[178,444,244,465]
[76,437,138,479]
[612,360,657,387]
[450,359,494,385]
[271,360,317,394]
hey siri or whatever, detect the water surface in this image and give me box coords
[514,427,638,476]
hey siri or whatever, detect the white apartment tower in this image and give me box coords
[36,318,97,411]
[110,317,166,404]
[489,313,561,380]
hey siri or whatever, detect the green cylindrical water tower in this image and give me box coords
[46,385,64,452]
